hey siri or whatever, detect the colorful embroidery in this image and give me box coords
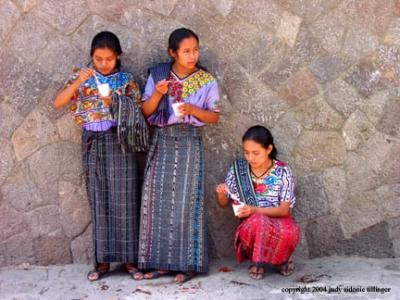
[167,69,215,103]
[66,69,140,126]
[226,159,296,208]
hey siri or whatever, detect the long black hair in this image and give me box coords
[90,31,122,70]
[167,28,207,71]
[168,27,199,52]
[242,125,278,159]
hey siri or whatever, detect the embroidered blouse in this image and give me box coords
[65,69,141,132]
[225,160,296,208]
[143,69,220,127]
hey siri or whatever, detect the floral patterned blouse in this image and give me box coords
[143,69,220,127]
[65,68,141,131]
[225,160,296,208]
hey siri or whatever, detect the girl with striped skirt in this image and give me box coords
[216,126,300,280]
[54,31,142,281]
[136,28,220,283]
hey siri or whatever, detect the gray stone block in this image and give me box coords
[339,0,395,37]
[35,0,89,34]
[259,25,325,91]
[1,163,46,212]
[276,10,302,48]
[276,0,341,23]
[381,140,400,186]
[87,0,128,22]
[294,131,345,174]
[57,142,83,186]
[342,24,379,61]
[26,205,63,238]
[306,215,345,258]
[11,108,58,161]
[0,202,28,242]
[0,48,27,98]
[0,138,15,186]
[272,111,303,156]
[294,172,330,222]
[36,36,83,82]
[278,68,320,107]
[0,0,20,43]
[344,221,395,258]
[323,167,347,215]
[358,89,393,126]
[59,181,90,239]
[376,94,400,139]
[310,55,352,85]
[136,0,178,16]
[324,79,362,118]
[385,18,400,46]
[309,9,346,54]
[375,45,400,89]
[7,14,53,63]
[170,0,225,39]
[236,31,284,76]
[71,224,94,264]
[387,217,400,257]
[345,57,387,98]
[231,0,283,31]
[0,232,35,266]
[33,234,72,265]
[294,96,344,130]
[6,66,51,117]
[342,110,376,150]
[13,0,37,13]
[56,114,81,144]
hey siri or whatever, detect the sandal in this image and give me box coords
[87,263,110,281]
[143,270,170,280]
[125,263,141,279]
[278,259,294,276]
[248,265,264,280]
[174,272,196,284]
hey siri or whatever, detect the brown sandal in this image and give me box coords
[174,272,196,284]
[87,263,109,281]
[125,263,141,279]
[248,265,264,280]
[278,260,294,276]
[143,270,170,279]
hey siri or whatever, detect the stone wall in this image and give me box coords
[0,0,399,266]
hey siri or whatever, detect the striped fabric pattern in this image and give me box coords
[235,214,300,266]
[138,124,208,273]
[82,128,140,263]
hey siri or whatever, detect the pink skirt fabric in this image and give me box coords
[234,214,300,265]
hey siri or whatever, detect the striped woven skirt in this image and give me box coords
[234,214,300,265]
[138,124,208,273]
[82,127,140,264]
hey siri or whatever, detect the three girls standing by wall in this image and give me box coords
[55,27,298,283]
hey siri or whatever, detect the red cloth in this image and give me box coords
[234,214,300,265]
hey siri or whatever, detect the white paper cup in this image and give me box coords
[98,83,110,97]
[232,201,245,216]
[172,102,184,117]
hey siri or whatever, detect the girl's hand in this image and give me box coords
[216,183,228,195]
[237,205,255,219]
[155,79,169,95]
[77,68,95,84]
[178,103,195,116]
